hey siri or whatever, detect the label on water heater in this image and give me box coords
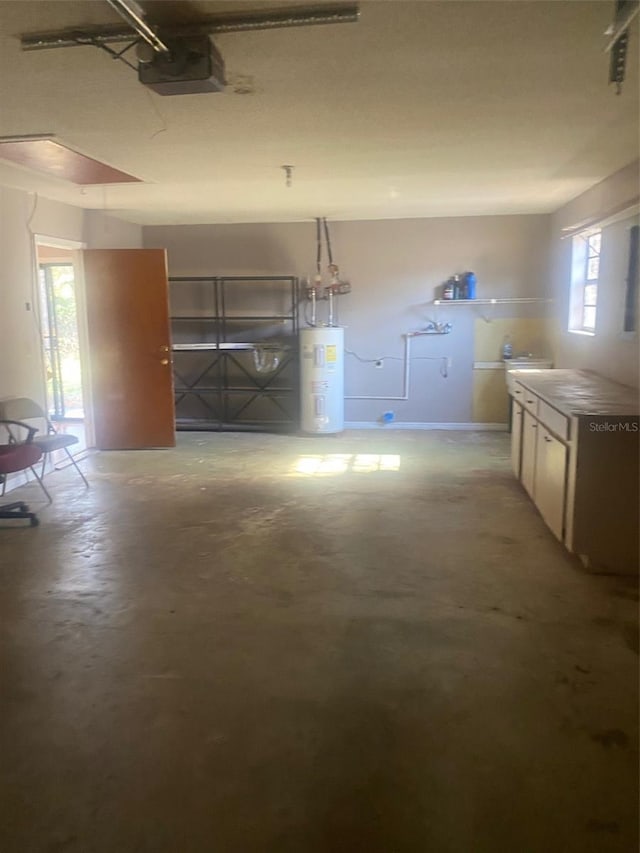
[326,345,337,363]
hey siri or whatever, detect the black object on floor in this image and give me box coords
[0,500,39,527]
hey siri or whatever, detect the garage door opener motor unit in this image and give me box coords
[137,36,225,95]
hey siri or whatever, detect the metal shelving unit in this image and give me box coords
[169,276,299,432]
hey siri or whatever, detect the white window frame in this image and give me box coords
[568,228,601,335]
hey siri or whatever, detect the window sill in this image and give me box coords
[568,328,595,337]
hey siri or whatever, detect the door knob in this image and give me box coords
[160,358,170,366]
[160,345,170,353]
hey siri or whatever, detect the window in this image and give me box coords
[623,224,638,333]
[569,228,601,334]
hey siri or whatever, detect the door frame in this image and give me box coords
[33,235,95,446]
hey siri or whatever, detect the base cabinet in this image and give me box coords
[520,410,538,499]
[509,371,639,574]
[511,401,523,478]
[534,427,567,541]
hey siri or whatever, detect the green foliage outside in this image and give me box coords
[40,264,84,417]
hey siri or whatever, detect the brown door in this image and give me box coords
[81,249,175,450]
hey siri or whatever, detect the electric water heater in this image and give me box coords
[299,326,344,434]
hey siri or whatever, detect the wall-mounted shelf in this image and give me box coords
[430,296,553,323]
[432,297,553,306]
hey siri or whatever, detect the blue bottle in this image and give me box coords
[464,271,476,299]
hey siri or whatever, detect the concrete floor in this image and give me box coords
[0,431,637,853]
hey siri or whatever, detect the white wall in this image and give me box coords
[144,214,550,424]
[0,186,142,406]
[0,188,84,403]
[548,160,639,389]
[84,210,143,249]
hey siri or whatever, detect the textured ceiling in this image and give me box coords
[0,0,638,224]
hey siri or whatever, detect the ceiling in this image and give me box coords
[0,0,638,225]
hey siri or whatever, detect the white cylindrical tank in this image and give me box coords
[299,326,344,433]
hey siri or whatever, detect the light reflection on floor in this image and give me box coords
[293,453,401,476]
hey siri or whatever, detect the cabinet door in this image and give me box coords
[521,411,538,498]
[511,400,524,478]
[535,428,567,541]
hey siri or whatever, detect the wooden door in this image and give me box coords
[81,249,175,450]
[511,400,523,478]
[521,411,538,499]
[535,428,567,541]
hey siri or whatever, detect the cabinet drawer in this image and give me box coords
[538,400,569,441]
[511,381,527,405]
[520,388,539,417]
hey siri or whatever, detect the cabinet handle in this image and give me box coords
[544,436,552,442]
[514,390,522,395]
[531,424,537,429]
[526,399,535,404]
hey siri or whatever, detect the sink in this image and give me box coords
[504,358,553,394]
[504,357,553,370]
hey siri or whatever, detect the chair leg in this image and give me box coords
[64,446,89,488]
[30,466,52,503]
[41,453,47,482]
[1,475,6,497]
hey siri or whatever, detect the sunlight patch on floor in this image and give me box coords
[293,454,401,476]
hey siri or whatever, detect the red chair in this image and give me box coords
[0,420,46,527]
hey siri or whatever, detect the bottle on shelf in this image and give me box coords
[442,280,454,300]
[463,271,476,299]
[502,335,513,359]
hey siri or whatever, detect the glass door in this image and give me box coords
[39,262,84,420]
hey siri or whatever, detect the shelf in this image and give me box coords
[176,420,295,432]
[172,342,293,351]
[170,315,294,321]
[432,297,553,306]
[175,387,295,394]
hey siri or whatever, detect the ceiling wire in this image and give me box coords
[145,88,168,139]
[74,32,167,138]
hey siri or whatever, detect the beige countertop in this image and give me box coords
[511,369,639,417]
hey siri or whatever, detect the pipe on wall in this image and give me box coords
[345,335,413,401]
[345,333,451,401]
